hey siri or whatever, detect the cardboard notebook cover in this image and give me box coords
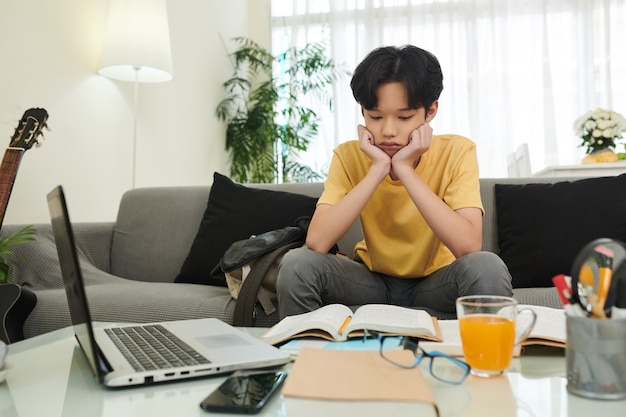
[282,348,438,411]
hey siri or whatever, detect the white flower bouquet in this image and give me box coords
[573,108,626,154]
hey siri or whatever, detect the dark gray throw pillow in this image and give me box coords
[174,172,318,286]
[495,174,626,288]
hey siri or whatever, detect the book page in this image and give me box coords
[518,305,566,345]
[344,304,437,338]
[260,304,353,344]
[419,320,464,356]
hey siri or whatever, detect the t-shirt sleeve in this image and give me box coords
[318,143,362,206]
[443,141,484,215]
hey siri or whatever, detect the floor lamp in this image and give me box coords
[98,0,173,188]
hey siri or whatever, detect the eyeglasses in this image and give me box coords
[366,331,471,385]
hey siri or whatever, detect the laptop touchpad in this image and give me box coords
[196,333,253,349]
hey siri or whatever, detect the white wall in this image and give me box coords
[0,0,269,224]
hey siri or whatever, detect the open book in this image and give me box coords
[272,304,567,357]
[516,304,566,348]
[403,304,566,356]
[260,304,442,346]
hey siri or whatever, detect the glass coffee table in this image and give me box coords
[1,325,624,417]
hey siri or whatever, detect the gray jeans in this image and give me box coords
[275,247,513,319]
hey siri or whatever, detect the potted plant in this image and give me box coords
[574,108,626,163]
[0,225,37,344]
[216,37,347,183]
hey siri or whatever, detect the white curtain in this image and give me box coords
[270,0,626,177]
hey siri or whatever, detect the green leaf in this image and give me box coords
[217,36,346,183]
[0,225,36,284]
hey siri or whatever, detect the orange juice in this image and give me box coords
[459,314,515,372]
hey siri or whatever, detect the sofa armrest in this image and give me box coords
[1,222,114,289]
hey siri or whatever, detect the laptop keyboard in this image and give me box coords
[104,324,211,371]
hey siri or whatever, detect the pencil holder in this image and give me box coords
[566,316,626,400]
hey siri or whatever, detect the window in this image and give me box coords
[271,0,626,177]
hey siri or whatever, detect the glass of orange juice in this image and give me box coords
[456,296,537,377]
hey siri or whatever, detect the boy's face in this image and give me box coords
[362,82,437,156]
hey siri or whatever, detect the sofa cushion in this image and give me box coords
[175,172,318,286]
[495,174,626,288]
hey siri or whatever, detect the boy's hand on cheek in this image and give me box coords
[357,124,375,149]
[392,123,432,168]
[357,125,391,169]
[410,123,433,151]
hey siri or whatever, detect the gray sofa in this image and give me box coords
[4,177,571,340]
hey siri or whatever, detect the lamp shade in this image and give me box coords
[99,0,173,83]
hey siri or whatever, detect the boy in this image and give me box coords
[276,45,512,318]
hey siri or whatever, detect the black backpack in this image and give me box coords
[217,217,339,327]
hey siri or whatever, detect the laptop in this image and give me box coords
[46,185,290,388]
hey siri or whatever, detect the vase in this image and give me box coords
[582,148,619,164]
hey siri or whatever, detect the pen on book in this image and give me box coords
[338,316,352,334]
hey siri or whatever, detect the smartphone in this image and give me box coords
[199,370,287,414]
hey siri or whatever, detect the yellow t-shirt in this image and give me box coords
[318,134,483,278]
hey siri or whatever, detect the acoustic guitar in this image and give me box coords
[0,108,48,344]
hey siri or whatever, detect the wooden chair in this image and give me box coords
[507,143,531,177]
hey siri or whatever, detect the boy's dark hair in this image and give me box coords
[350,45,443,111]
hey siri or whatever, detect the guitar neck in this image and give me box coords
[0,147,25,227]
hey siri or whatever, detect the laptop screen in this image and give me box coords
[47,186,106,381]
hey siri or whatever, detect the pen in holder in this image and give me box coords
[566,315,626,400]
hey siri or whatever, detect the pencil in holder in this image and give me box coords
[566,315,626,400]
